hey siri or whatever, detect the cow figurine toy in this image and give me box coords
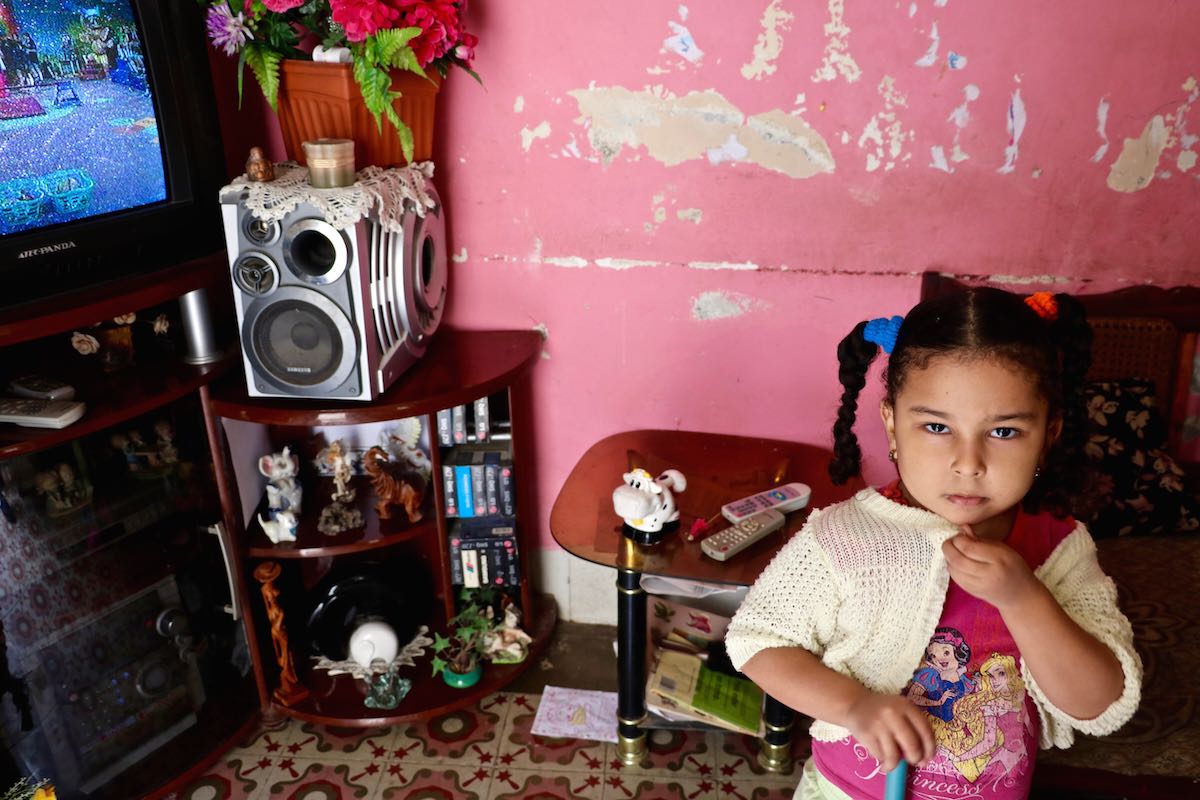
[612,468,687,545]
[260,446,302,516]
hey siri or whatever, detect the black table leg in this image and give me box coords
[616,558,648,766]
[759,693,795,772]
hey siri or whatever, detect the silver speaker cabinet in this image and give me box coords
[220,187,447,401]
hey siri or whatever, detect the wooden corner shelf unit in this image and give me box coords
[205,327,556,726]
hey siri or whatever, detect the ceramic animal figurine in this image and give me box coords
[362,446,425,522]
[259,446,302,514]
[257,509,298,544]
[381,418,431,480]
[612,468,687,544]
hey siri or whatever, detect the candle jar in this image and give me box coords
[302,138,356,188]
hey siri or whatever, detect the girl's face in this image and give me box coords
[881,354,1061,541]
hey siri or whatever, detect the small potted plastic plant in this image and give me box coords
[430,588,497,688]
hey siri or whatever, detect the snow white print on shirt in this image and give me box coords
[900,627,1036,796]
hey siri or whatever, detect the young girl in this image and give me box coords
[725,288,1141,800]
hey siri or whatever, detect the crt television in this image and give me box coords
[0,0,225,309]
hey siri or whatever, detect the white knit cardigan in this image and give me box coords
[725,488,1142,750]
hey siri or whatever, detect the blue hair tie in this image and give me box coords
[863,315,904,354]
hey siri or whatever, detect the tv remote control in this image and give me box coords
[7,374,75,401]
[0,397,86,429]
[721,482,811,524]
[702,508,786,561]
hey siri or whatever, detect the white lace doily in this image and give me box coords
[310,625,434,680]
[221,161,436,233]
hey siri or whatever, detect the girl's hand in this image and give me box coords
[941,524,1040,610]
[842,692,935,773]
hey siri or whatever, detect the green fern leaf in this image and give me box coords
[244,45,282,110]
[369,26,422,69]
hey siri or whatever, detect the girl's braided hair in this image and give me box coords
[828,287,1093,515]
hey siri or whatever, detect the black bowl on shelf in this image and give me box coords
[305,560,434,661]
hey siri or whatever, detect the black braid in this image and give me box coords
[828,321,881,485]
[1027,293,1094,515]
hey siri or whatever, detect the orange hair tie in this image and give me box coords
[1024,291,1058,321]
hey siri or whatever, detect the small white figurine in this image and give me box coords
[349,621,400,669]
[260,446,302,514]
[258,509,298,544]
[483,603,533,665]
[612,468,687,543]
[320,440,356,504]
[381,418,431,481]
[154,420,179,465]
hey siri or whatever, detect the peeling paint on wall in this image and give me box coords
[915,21,939,68]
[811,0,861,84]
[513,95,525,113]
[931,83,979,172]
[742,0,793,81]
[1091,97,1111,163]
[520,120,551,152]
[452,247,468,264]
[1107,115,1169,192]
[947,51,967,70]
[688,261,760,271]
[595,258,663,269]
[677,208,703,224]
[665,21,704,64]
[997,89,1026,174]
[569,85,835,177]
[859,76,913,172]
[691,291,770,320]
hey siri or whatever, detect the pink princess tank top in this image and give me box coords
[809,483,1074,800]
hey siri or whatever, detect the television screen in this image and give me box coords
[0,0,167,236]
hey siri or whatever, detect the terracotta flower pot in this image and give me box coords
[277,60,441,168]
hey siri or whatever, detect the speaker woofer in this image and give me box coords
[283,218,349,285]
[244,287,358,392]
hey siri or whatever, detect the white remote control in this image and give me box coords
[702,508,786,561]
[7,374,76,400]
[0,397,87,429]
[721,482,811,523]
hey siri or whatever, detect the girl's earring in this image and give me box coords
[888,448,898,463]
[1034,466,1041,479]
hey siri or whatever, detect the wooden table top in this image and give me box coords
[549,429,863,586]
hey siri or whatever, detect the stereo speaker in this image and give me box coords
[220,186,446,400]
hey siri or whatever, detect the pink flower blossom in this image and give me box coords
[330,0,400,43]
[263,0,305,11]
[394,0,470,67]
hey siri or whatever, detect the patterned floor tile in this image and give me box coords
[169,751,278,800]
[389,692,510,768]
[603,727,716,779]
[602,773,720,800]
[488,768,606,799]
[496,693,609,773]
[261,757,386,799]
[233,715,298,756]
[714,730,810,782]
[374,764,493,799]
[714,780,798,800]
[282,722,396,762]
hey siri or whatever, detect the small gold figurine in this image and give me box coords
[245,146,275,182]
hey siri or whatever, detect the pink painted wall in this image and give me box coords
[211,1,1200,549]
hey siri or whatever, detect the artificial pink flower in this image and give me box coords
[263,0,305,12]
[394,0,467,67]
[330,0,400,42]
